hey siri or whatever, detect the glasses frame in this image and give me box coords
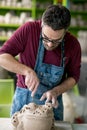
[41,32,65,45]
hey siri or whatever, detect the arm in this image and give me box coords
[0,53,39,95]
[53,77,76,96]
[0,53,29,75]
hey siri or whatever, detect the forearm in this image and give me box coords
[53,77,76,96]
[0,53,31,76]
[0,53,40,95]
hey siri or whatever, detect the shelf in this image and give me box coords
[0,6,32,16]
[69,26,87,36]
[35,0,53,3]
[36,8,45,13]
[71,11,87,16]
[71,0,87,4]
[0,6,32,12]
[0,36,9,41]
[0,23,20,29]
[69,26,87,31]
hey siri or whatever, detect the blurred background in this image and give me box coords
[0,0,87,123]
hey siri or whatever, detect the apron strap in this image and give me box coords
[60,39,65,67]
[34,34,65,71]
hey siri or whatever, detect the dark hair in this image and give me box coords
[42,4,71,30]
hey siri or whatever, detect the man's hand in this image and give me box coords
[40,89,58,108]
[25,70,40,97]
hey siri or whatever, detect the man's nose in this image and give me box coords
[47,42,53,47]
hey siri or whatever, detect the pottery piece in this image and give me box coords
[11,102,55,130]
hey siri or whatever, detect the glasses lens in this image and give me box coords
[42,36,62,45]
[42,37,48,43]
[41,32,65,45]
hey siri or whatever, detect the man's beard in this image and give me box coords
[43,43,58,51]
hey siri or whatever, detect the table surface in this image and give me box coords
[0,118,87,130]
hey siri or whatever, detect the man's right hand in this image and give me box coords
[0,53,40,97]
[25,70,40,97]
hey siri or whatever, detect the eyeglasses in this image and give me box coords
[41,33,65,45]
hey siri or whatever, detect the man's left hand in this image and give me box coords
[40,89,58,108]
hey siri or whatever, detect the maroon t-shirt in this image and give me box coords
[0,20,81,88]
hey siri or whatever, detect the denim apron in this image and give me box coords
[11,35,65,120]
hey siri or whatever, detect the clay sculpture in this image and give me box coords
[11,102,55,130]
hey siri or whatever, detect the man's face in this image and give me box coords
[42,25,65,51]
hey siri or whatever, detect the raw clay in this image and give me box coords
[11,102,55,130]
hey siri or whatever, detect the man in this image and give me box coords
[0,4,81,120]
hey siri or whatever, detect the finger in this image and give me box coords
[31,82,39,97]
[40,93,46,101]
[45,96,51,103]
[52,99,58,108]
[26,78,33,89]
[28,83,35,91]
[55,100,59,108]
[52,97,56,106]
